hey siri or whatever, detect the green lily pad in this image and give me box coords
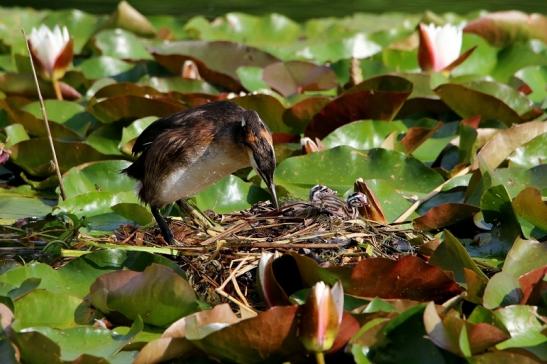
[12,289,82,330]
[276,146,443,221]
[508,133,547,169]
[139,76,218,94]
[77,56,135,80]
[237,66,270,92]
[515,65,547,103]
[16,318,141,363]
[57,191,139,218]
[323,120,407,150]
[184,13,301,48]
[118,116,157,154]
[89,264,198,327]
[194,175,269,214]
[0,188,55,224]
[85,124,124,155]
[62,160,135,198]
[94,29,153,60]
[4,123,29,147]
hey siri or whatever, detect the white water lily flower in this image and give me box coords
[418,23,465,72]
[28,25,73,80]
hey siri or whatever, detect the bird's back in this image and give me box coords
[123,101,250,206]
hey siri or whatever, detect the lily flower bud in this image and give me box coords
[299,281,344,353]
[28,25,73,81]
[418,23,470,72]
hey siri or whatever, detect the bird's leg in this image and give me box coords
[176,199,223,232]
[151,206,175,244]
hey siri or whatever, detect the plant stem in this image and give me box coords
[52,78,63,100]
[315,352,326,364]
[22,29,67,201]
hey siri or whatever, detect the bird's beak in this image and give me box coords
[268,180,279,209]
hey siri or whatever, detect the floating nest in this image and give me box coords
[113,186,434,310]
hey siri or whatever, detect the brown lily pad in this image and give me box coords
[152,41,279,91]
[305,75,412,139]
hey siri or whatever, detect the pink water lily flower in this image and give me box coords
[28,25,73,81]
[418,23,475,72]
[299,281,344,353]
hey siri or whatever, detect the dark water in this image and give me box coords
[2,0,546,20]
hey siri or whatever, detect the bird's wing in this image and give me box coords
[131,109,193,155]
[131,101,243,155]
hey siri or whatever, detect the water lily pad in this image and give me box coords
[435,82,534,126]
[262,61,337,97]
[152,40,278,91]
[12,289,82,330]
[62,160,135,198]
[94,29,152,60]
[305,75,412,139]
[275,146,443,198]
[464,11,547,47]
[89,264,198,327]
[508,133,547,169]
[322,120,407,150]
[77,56,135,80]
[16,319,141,363]
[10,139,110,177]
[194,175,269,214]
[118,116,157,154]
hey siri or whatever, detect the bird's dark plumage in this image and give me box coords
[123,100,277,210]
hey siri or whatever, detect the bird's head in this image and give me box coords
[241,110,278,208]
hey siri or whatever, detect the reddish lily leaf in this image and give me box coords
[346,256,462,302]
[396,97,456,120]
[512,187,547,232]
[472,351,543,364]
[152,41,279,91]
[329,312,360,354]
[518,266,547,305]
[262,61,337,97]
[461,115,481,128]
[353,179,387,224]
[88,264,198,327]
[435,84,520,127]
[400,122,441,154]
[414,203,480,231]
[464,11,547,47]
[192,306,304,364]
[443,46,477,72]
[305,75,412,139]
[89,95,185,123]
[282,96,330,134]
[424,303,508,356]
[474,121,547,170]
[257,253,291,307]
[134,304,238,364]
[93,82,163,98]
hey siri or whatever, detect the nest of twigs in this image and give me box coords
[115,188,433,310]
